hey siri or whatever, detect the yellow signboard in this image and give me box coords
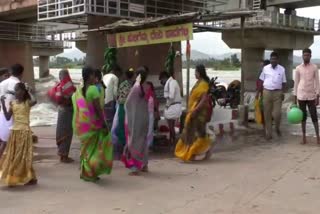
[116,23,193,48]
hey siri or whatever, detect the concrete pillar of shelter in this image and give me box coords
[76,40,87,53]
[240,0,248,9]
[86,15,116,69]
[274,49,293,88]
[242,48,265,92]
[0,40,34,88]
[39,55,49,78]
[266,6,280,13]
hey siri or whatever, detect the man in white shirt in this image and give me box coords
[258,52,287,140]
[160,71,182,145]
[0,64,24,157]
[103,64,121,125]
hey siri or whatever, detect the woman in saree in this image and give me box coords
[175,64,213,162]
[112,68,135,160]
[72,66,113,182]
[56,69,76,163]
[121,67,150,175]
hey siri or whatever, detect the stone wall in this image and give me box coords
[0,40,34,88]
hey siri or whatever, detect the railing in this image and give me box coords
[194,20,226,31]
[0,20,49,41]
[0,20,69,49]
[223,10,319,31]
[38,0,228,22]
[38,0,86,21]
[63,30,87,41]
[32,40,72,49]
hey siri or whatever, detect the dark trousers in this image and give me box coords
[298,100,318,123]
[104,100,116,125]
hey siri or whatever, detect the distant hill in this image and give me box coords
[58,48,85,60]
[183,49,320,65]
[182,50,212,60]
[58,48,320,65]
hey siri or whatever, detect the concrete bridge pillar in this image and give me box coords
[86,15,113,69]
[39,55,49,78]
[242,48,265,92]
[274,49,293,87]
[76,40,87,53]
[0,40,34,88]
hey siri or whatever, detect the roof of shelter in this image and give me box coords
[85,10,256,34]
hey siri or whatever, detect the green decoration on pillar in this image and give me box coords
[165,44,175,75]
[102,47,117,74]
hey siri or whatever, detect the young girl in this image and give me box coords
[0,82,37,186]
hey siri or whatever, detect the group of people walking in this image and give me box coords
[256,49,320,145]
[71,64,215,179]
[0,61,217,186]
[4,48,318,187]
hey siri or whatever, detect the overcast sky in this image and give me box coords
[181,6,320,58]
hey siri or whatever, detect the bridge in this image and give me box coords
[0,0,319,89]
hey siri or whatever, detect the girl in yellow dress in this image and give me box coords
[0,82,37,186]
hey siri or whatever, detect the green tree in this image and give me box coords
[230,54,241,67]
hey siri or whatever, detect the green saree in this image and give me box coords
[72,85,113,181]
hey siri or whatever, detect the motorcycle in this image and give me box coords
[209,77,241,109]
[209,77,227,108]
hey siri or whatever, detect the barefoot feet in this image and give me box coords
[60,156,74,163]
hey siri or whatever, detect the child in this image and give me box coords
[0,82,37,186]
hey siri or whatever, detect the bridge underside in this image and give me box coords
[0,41,34,87]
[0,0,36,21]
[267,0,320,9]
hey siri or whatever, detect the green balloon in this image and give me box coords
[287,105,303,124]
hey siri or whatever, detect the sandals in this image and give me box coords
[25,179,38,186]
[80,175,100,182]
[141,165,149,173]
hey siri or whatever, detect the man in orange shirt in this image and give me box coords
[294,48,320,145]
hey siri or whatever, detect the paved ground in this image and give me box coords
[1,126,320,214]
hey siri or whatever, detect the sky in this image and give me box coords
[66,6,320,58]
